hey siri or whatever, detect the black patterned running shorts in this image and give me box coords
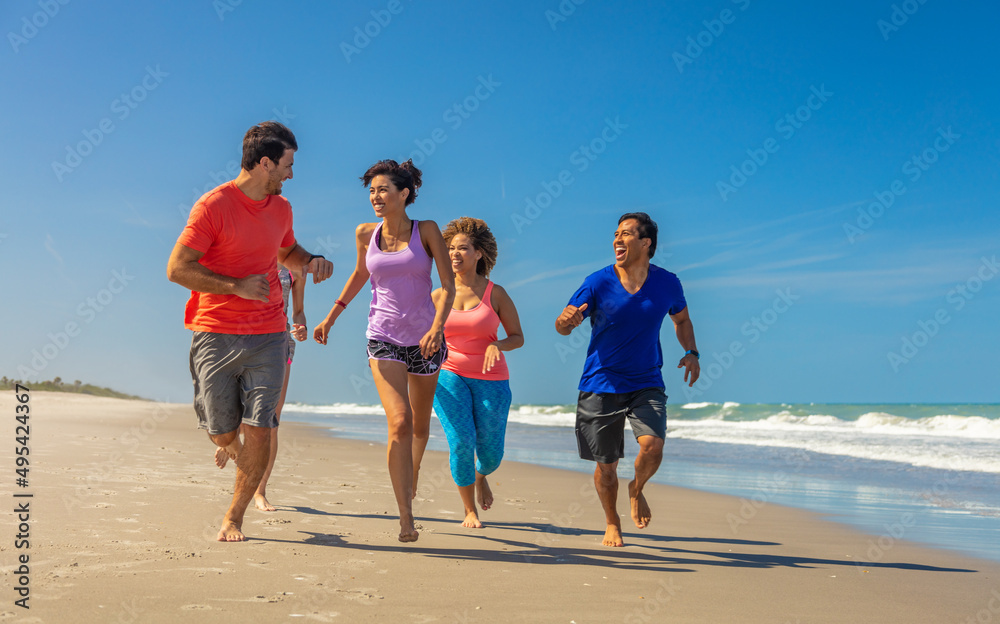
[366,339,447,375]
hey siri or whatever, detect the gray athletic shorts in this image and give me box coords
[575,387,667,464]
[189,331,287,435]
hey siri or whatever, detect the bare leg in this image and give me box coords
[594,460,624,547]
[475,472,493,510]
[629,435,663,529]
[457,484,482,528]
[255,362,291,511]
[407,372,439,499]
[370,360,419,542]
[210,424,270,541]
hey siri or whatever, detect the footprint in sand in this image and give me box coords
[180,604,213,611]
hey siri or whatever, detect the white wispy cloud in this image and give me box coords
[507,261,604,289]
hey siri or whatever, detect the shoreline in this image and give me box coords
[4,392,1000,623]
[284,404,1000,565]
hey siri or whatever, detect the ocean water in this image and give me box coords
[282,401,1000,563]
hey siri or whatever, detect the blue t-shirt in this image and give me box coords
[568,264,687,394]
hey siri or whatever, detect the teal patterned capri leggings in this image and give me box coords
[432,369,512,487]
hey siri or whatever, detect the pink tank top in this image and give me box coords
[365,220,435,346]
[442,281,509,381]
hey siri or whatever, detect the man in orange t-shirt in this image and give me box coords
[167,121,333,543]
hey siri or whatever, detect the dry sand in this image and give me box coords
[1,392,998,623]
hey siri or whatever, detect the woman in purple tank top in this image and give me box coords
[314,159,455,543]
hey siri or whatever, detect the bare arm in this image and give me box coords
[278,242,334,284]
[418,220,456,358]
[166,242,269,302]
[289,268,307,341]
[313,224,374,345]
[483,283,524,373]
[671,306,701,386]
[490,284,524,352]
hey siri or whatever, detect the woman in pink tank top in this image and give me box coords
[314,159,455,543]
[432,217,524,529]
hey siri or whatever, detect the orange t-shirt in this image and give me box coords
[177,181,295,334]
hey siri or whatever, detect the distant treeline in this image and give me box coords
[0,377,147,401]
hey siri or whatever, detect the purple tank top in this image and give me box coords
[365,220,435,346]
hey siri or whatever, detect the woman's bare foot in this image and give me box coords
[214,446,230,468]
[475,474,493,511]
[603,523,624,547]
[462,510,483,528]
[254,493,276,512]
[217,520,246,542]
[398,514,419,542]
[628,480,652,529]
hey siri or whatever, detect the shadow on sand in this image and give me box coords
[251,509,977,575]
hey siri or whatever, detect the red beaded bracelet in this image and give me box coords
[335,299,347,309]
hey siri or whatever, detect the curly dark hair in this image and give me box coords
[360,159,423,206]
[441,217,498,276]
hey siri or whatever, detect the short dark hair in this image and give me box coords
[242,121,297,171]
[360,159,423,206]
[618,212,658,258]
[442,217,498,276]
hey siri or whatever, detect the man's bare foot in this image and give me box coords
[398,514,419,542]
[603,523,624,547]
[214,438,241,469]
[462,511,483,528]
[217,520,246,542]
[476,475,493,511]
[254,493,276,512]
[628,480,652,529]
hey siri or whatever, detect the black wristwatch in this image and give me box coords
[684,350,700,359]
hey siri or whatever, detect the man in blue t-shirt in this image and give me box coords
[555,212,700,547]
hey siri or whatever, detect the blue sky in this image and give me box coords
[3,0,998,406]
